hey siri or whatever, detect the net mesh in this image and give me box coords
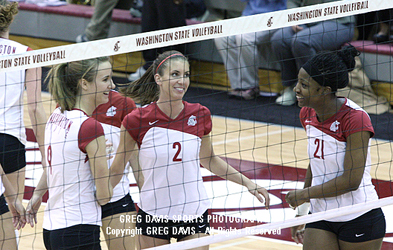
[2,0,393,249]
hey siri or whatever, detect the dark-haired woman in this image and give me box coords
[110,50,270,249]
[271,0,356,106]
[286,46,386,250]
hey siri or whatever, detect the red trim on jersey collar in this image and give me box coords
[154,101,186,121]
[306,97,348,124]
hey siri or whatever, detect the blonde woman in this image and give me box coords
[27,57,114,249]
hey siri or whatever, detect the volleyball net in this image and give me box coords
[3,0,393,249]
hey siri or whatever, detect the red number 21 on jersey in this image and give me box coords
[314,138,324,160]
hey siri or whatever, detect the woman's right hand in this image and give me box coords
[246,183,270,209]
[291,223,305,244]
[292,25,304,33]
[26,194,42,227]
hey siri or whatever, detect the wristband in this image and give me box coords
[296,203,310,216]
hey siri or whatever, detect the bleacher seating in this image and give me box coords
[7,3,393,101]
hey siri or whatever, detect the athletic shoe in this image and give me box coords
[239,87,260,100]
[275,87,296,106]
[128,66,147,81]
[228,89,240,98]
[76,34,89,43]
[229,87,259,100]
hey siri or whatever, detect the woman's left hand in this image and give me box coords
[11,200,26,230]
[247,184,270,209]
[286,190,307,208]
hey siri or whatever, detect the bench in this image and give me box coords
[349,40,393,106]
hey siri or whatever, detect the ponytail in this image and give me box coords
[119,50,187,106]
[47,57,110,112]
[119,65,159,106]
[301,45,360,92]
[47,63,80,112]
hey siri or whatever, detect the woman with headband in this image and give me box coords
[286,45,385,250]
[110,50,270,249]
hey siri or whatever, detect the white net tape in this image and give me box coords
[146,196,393,250]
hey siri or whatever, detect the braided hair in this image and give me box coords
[0,0,18,35]
[302,44,360,92]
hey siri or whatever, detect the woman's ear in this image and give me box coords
[80,79,89,91]
[154,74,162,86]
[323,86,332,94]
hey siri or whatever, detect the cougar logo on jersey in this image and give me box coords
[330,120,340,132]
[106,106,117,117]
[187,115,197,126]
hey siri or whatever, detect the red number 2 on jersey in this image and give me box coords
[314,138,324,160]
[173,142,182,162]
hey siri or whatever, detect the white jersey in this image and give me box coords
[300,98,378,222]
[43,108,105,230]
[92,90,136,203]
[0,38,30,145]
[124,101,212,220]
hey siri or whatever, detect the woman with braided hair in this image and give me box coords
[286,45,386,250]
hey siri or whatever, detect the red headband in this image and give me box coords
[155,53,185,74]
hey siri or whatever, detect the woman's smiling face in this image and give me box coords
[156,59,190,101]
[294,67,325,108]
[86,61,115,107]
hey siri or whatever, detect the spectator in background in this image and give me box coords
[76,0,132,42]
[184,0,206,20]
[373,9,393,43]
[214,0,286,100]
[271,0,355,106]
[128,0,187,81]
